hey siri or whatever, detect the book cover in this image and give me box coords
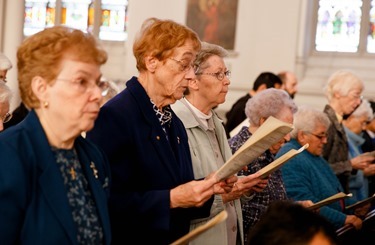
[307,192,353,211]
[345,193,375,210]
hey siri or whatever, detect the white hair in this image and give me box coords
[0,53,12,71]
[0,81,12,103]
[290,105,331,139]
[323,70,364,101]
[245,88,297,127]
[351,99,373,121]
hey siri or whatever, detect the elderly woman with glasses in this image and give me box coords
[0,81,12,131]
[322,70,371,194]
[172,42,266,245]
[87,18,235,245]
[0,26,112,244]
[228,88,314,244]
[277,105,362,231]
[343,99,375,200]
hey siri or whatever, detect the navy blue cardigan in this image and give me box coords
[0,110,111,244]
[87,77,212,245]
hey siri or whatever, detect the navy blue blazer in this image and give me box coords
[0,110,111,245]
[86,77,213,245]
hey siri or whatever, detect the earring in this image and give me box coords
[43,101,49,108]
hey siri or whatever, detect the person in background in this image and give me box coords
[322,70,372,193]
[246,201,339,245]
[343,99,375,200]
[362,100,375,153]
[0,52,12,83]
[86,18,235,245]
[277,71,299,99]
[224,72,282,138]
[0,81,12,131]
[3,101,29,130]
[0,26,112,244]
[173,42,267,245]
[228,88,312,244]
[100,78,120,107]
[277,105,363,230]
[362,100,375,195]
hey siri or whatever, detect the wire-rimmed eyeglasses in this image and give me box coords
[305,131,327,140]
[55,78,110,97]
[168,57,197,73]
[195,70,231,81]
[1,112,12,123]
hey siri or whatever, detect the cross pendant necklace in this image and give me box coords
[69,167,76,180]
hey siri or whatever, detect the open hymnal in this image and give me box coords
[214,116,293,182]
[170,210,228,245]
[257,143,309,179]
[307,192,353,211]
[345,193,375,211]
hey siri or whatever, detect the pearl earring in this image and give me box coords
[43,101,49,108]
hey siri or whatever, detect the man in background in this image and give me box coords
[224,71,282,138]
[278,71,299,99]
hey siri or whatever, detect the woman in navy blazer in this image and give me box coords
[86,18,235,245]
[0,26,111,244]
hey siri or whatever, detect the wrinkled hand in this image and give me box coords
[345,215,363,230]
[170,178,217,208]
[364,164,375,176]
[222,172,267,203]
[351,155,374,170]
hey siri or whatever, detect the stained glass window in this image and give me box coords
[23,0,129,42]
[61,0,93,32]
[367,0,375,52]
[315,0,362,52]
[99,0,128,41]
[24,0,55,36]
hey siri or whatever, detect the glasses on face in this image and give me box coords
[0,78,7,83]
[347,93,363,101]
[195,70,231,81]
[1,112,12,123]
[306,131,327,141]
[55,78,109,96]
[168,57,197,73]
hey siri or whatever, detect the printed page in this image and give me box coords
[257,143,309,179]
[214,116,293,182]
[170,211,228,245]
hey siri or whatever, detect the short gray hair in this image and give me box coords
[0,81,12,103]
[245,88,297,127]
[290,105,331,139]
[185,41,228,95]
[323,70,364,101]
[0,53,12,71]
[194,41,228,73]
[351,99,373,121]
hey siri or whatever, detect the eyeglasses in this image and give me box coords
[347,93,363,101]
[305,131,327,140]
[55,78,109,96]
[1,112,12,123]
[195,70,231,81]
[169,57,197,73]
[0,77,7,83]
